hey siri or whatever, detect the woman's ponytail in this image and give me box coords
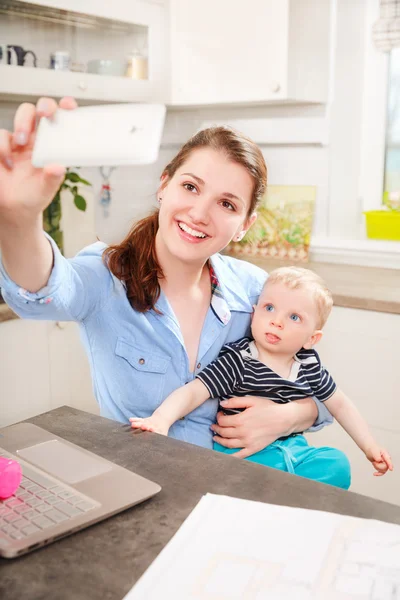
[103,210,163,313]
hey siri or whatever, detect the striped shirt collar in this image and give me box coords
[242,339,318,382]
[248,339,318,366]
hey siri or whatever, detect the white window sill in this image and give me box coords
[310,237,400,269]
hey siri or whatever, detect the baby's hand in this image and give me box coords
[365,446,393,476]
[129,415,169,436]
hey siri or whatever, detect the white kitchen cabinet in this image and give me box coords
[169,0,331,106]
[317,306,400,431]
[308,306,400,505]
[0,0,169,103]
[0,318,97,428]
[48,321,98,415]
[0,320,51,427]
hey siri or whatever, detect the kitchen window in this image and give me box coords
[383,48,400,208]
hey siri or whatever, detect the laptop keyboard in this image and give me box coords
[0,448,98,545]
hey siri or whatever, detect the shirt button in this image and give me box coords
[197,362,201,369]
[138,358,145,365]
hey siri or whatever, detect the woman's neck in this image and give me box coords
[155,235,212,372]
[161,263,209,297]
[156,236,208,295]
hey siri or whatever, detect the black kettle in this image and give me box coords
[0,45,37,67]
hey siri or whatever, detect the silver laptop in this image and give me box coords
[0,423,161,559]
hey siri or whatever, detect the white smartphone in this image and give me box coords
[32,103,166,168]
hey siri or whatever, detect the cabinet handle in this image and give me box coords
[78,81,87,91]
[55,321,66,330]
[270,82,281,93]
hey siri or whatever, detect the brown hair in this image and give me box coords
[103,126,267,313]
[264,267,333,329]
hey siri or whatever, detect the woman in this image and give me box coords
[0,97,349,487]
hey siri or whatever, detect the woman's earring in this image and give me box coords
[235,231,245,242]
[158,197,162,204]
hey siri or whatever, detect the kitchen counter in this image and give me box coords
[2,406,400,600]
[235,255,400,314]
[0,257,399,323]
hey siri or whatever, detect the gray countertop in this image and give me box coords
[1,407,400,600]
[1,256,399,324]
[233,255,400,315]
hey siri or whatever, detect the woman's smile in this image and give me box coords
[176,220,209,242]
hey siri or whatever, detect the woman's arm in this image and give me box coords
[1,233,113,323]
[0,99,115,323]
[130,379,211,435]
[0,97,76,291]
[211,395,318,459]
[0,218,54,292]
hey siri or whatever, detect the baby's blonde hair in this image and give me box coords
[264,266,333,329]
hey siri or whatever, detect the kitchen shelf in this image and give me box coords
[0,0,169,104]
[0,64,161,103]
[0,0,143,33]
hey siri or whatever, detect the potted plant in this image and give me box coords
[364,192,400,241]
[43,169,91,253]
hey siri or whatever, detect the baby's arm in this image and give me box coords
[324,389,393,476]
[129,379,211,435]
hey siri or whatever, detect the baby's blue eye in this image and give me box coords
[290,314,300,322]
[265,304,274,312]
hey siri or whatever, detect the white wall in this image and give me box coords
[308,306,400,506]
[93,0,377,254]
[0,0,388,256]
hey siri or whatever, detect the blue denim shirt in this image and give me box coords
[0,234,333,449]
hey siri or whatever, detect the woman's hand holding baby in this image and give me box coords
[211,396,318,459]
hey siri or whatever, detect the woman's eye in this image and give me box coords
[183,183,197,193]
[221,199,235,211]
[290,314,301,322]
[265,304,274,312]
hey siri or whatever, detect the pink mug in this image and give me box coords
[0,457,22,499]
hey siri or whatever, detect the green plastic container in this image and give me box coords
[364,210,400,241]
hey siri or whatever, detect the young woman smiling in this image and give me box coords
[0,97,349,486]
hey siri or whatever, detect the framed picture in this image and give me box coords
[226,185,317,262]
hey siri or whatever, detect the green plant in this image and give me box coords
[43,169,91,253]
[235,202,312,249]
[383,191,400,212]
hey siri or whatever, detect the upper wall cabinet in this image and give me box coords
[169,0,331,107]
[0,0,170,103]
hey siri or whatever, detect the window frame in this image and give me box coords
[358,0,390,212]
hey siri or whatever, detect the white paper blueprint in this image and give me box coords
[123,493,400,600]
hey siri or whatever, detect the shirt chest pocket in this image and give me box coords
[115,338,171,412]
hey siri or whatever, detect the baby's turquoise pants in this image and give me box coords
[214,434,351,490]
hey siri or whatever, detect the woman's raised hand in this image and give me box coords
[0,96,77,225]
